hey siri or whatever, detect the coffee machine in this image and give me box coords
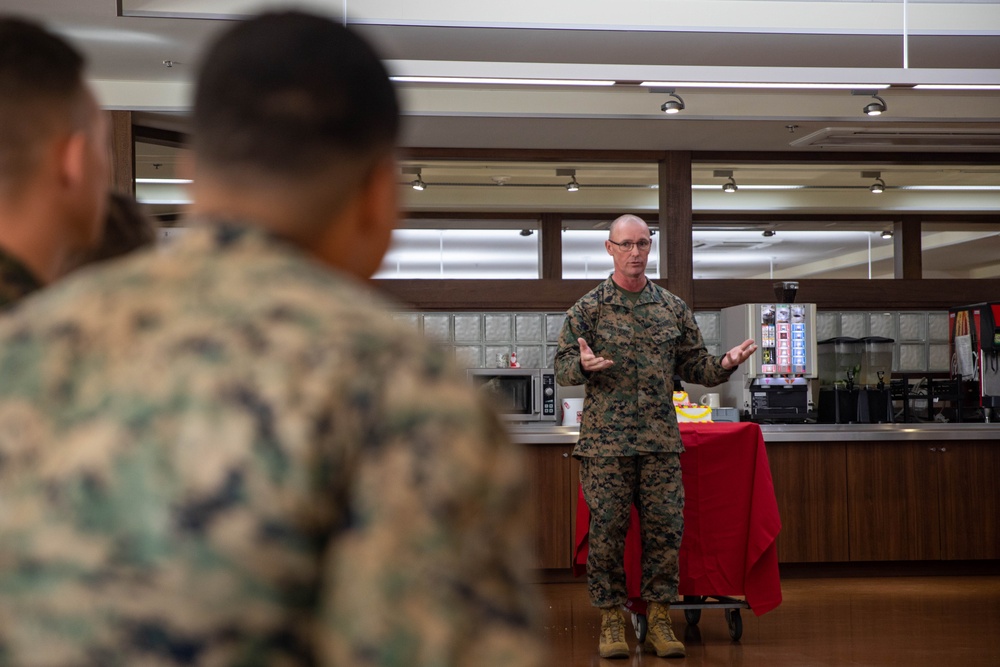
[950,302,1000,421]
[719,282,817,422]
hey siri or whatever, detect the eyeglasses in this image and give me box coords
[608,238,652,253]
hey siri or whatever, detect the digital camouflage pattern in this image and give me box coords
[556,277,732,610]
[580,455,684,607]
[555,277,733,458]
[0,245,43,311]
[0,222,546,667]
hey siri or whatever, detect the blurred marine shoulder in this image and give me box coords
[0,223,547,666]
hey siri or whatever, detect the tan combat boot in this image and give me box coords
[644,601,686,658]
[598,606,630,658]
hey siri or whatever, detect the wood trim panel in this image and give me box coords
[693,279,1000,310]
[401,147,1000,167]
[133,125,187,148]
[692,151,1000,166]
[894,217,922,279]
[660,152,693,304]
[375,278,1000,311]
[107,110,134,195]
[540,213,562,280]
[693,212,999,224]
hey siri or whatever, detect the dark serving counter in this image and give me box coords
[508,422,1000,445]
[515,420,1000,564]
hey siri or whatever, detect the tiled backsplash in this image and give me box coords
[393,310,952,373]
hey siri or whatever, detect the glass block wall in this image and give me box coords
[392,310,952,373]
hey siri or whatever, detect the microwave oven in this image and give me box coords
[467,367,557,423]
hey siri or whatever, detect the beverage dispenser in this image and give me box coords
[719,282,817,422]
[950,302,1000,421]
[816,337,862,423]
[858,336,894,423]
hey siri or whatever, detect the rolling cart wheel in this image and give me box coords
[683,595,703,626]
[725,608,743,641]
[630,612,648,643]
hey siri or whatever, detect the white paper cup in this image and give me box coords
[562,398,584,426]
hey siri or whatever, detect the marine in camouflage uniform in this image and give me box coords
[0,11,546,667]
[0,245,43,311]
[0,222,546,666]
[555,222,735,610]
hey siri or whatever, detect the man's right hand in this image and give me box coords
[578,337,614,373]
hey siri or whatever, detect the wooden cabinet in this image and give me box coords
[767,442,850,562]
[525,444,578,569]
[525,435,999,568]
[846,441,1000,561]
[935,442,1000,560]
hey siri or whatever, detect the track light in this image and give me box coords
[404,167,426,191]
[660,91,685,114]
[713,169,737,193]
[852,89,888,116]
[557,168,580,192]
[862,171,885,194]
[881,229,893,239]
[863,94,887,116]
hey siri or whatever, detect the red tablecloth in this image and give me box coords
[573,422,782,616]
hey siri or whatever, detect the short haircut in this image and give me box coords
[608,214,649,238]
[0,17,89,194]
[192,11,400,203]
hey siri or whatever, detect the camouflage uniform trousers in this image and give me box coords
[580,453,684,608]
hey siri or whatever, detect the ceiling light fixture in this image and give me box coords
[389,76,615,87]
[403,167,427,191]
[863,171,885,194]
[641,81,890,90]
[557,168,580,192]
[913,84,1000,91]
[762,229,776,237]
[881,229,893,239]
[852,89,888,116]
[714,169,737,193]
[660,90,685,114]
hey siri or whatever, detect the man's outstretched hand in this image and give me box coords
[722,339,757,369]
[578,337,614,373]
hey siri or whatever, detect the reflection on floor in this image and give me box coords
[539,574,1000,666]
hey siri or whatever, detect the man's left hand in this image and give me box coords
[722,339,757,369]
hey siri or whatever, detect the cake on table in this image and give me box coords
[672,390,714,423]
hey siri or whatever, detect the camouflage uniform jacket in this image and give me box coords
[0,221,546,667]
[0,244,43,311]
[555,277,733,457]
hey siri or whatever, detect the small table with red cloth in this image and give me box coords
[573,421,783,617]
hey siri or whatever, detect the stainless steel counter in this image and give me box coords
[507,422,1000,445]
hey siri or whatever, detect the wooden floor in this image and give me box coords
[538,573,1000,666]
